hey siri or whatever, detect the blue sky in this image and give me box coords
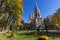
[22,0,60,23]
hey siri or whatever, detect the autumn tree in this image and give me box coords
[0,0,23,31]
[52,8,60,28]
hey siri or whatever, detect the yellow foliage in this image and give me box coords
[0,38,2,40]
[52,14,60,28]
[28,30,31,32]
[40,35,48,40]
[0,0,23,30]
[56,24,60,28]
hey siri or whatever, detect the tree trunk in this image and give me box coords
[2,26,5,32]
[45,22,48,35]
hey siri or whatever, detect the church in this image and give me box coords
[28,1,44,29]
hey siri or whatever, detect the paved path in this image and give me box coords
[40,30,60,32]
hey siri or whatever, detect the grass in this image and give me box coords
[0,30,60,40]
[0,34,9,40]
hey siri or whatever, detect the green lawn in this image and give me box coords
[0,30,60,40]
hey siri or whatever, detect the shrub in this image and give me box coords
[0,38,2,40]
[38,35,48,40]
[28,30,30,32]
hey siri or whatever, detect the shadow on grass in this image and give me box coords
[17,30,60,38]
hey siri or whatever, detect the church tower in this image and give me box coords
[28,0,43,29]
[34,1,41,18]
[34,1,42,28]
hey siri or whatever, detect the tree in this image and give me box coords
[52,8,60,28]
[44,18,48,35]
[0,0,23,31]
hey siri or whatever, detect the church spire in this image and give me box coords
[34,0,41,18]
[35,0,39,10]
